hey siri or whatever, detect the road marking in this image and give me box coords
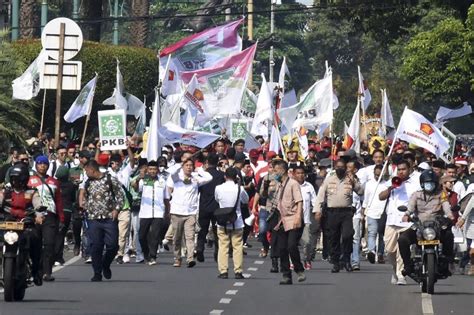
[219,298,232,304]
[52,255,81,273]
[233,282,245,287]
[226,290,238,295]
[421,293,434,315]
[248,267,258,271]
[254,260,264,265]
[209,310,224,314]
[243,273,251,278]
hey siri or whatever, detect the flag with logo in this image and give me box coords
[180,74,208,129]
[12,49,49,100]
[250,74,273,138]
[380,88,395,137]
[159,19,244,96]
[358,66,371,111]
[240,88,257,120]
[343,103,360,153]
[180,44,257,118]
[277,73,333,132]
[396,108,449,157]
[158,122,220,148]
[64,75,98,123]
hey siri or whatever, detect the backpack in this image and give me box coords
[214,184,240,229]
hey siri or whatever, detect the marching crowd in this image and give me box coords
[0,132,473,287]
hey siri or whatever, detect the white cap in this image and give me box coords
[418,162,431,171]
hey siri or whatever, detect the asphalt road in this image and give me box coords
[0,240,472,315]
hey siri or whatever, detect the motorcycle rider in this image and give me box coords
[0,162,45,286]
[398,170,455,278]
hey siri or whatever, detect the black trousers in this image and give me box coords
[55,211,72,262]
[139,218,165,260]
[72,210,83,250]
[21,227,42,278]
[37,214,59,275]
[196,210,218,254]
[88,219,118,276]
[277,227,304,277]
[326,209,354,264]
[398,228,454,269]
[320,215,330,259]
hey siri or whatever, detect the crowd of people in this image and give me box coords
[0,132,473,287]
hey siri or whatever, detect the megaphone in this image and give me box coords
[391,176,403,188]
[244,214,255,226]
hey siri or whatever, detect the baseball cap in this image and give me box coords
[440,175,457,184]
[35,155,49,165]
[249,149,259,159]
[79,150,92,159]
[266,151,277,161]
[454,157,468,166]
[234,152,246,163]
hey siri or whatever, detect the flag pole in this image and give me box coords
[39,89,47,135]
[80,114,91,151]
[366,106,407,210]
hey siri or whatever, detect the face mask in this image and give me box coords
[423,182,436,192]
[159,166,165,173]
[335,168,346,179]
[274,174,282,182]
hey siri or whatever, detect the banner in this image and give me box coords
[240,88,257,119]
[12,49,49,100]
[396,108,449,157]
[180,44,257,118]
[159,19,244,96]
[230,119,249,142]
[250,74,273,138]
[158,122,220,148]
[98,109,127,151]
[64,75,97,123]
[440,126,456,163]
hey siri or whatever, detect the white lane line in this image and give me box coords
[421,293,434,315]
[52,255,81,273]
[226,290,238,295]
[209,310,224,315]
[243,273,251,278]
[233,282,245,287]
[247,267,258,271]
[219,298,232,304]
[254,260,264,265]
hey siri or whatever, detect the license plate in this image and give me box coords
[0,222,24,231]
[418,240,440,245]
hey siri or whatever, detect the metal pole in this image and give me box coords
[113,0,119,45]
[247,0,254,86]
[72,0,80,20]
[11,0,19,40]
[41,0,48,31]
[269,0,275,83]
[54,23,66,145]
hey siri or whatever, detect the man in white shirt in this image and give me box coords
[167,158,212,268]
[293,165,317,270]
[214,167,249,279]
[132,160,170,266]
[356,149,385,187]
[363,165,387,264]
[379,160,421,285]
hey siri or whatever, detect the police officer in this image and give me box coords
[398,170,455,278]
[314,159,363,273]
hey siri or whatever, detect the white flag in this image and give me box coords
[180,74,209,129]
[269,125,281,153]
[380,88,395,136]
[343,103,360,153]
[397,108,449,157]
[344,121,349,135]
[64,75,98,123]
[251,74,273,138]
[278,73,333,131]
[12,49,49,100]
[435,102,472,123]
[146,90,161,162]
[158,122,220,148]
[278,57,290,94]
[358,66,371,111]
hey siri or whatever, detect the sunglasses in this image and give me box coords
[20,158,29,162]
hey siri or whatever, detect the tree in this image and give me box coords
[20,0,38,39]
[130,0,150,47]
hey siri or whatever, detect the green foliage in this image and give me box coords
[11,40,159,138]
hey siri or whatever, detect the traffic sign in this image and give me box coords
[41,17,83,61]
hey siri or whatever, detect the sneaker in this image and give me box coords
[367,251,376,264]
[116,256,124,264]
[173,259,181,267]
[196,251,205,262]
[304,261,312,270]
[235,273,245,279]
[187,261,196,268]
[148,258,157,266]
[218,272,228,279]
[91,274,102,282]
[391,275,398,285]
[377,255,385,264]
[352,265,360,271]
[397,276,407,285]
[103,267,112,280]
[54,261,61,267]
[85,257,92,264]
[136,259,145,264]
[43,274,55,282]
[123,254,130,264]
[279,277,293,285]
[297,272,306,282]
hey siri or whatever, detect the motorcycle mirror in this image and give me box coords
[397,206,408,212]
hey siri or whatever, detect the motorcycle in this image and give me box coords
[0,210,38,302]
[398,206,452,294]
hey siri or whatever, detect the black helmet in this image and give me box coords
[419,169,438,192]
[9,162,29,187]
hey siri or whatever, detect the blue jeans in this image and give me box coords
[88,219,119,276]
[351,217,362,266]
[258,209,270,250]
[367,217,385,256]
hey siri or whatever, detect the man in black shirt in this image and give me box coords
[196,153,225,262]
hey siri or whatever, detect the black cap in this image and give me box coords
[234,139,245,146]
[78,150,92,159]
[234,152,246,163]
[319,158,332,168]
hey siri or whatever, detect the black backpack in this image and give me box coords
[214,184,240,229]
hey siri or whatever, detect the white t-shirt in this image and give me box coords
[138,175,170,218]
[300,181,317,224]
[353,192,363,219]
[453,181,466,199]
[214,181,249,230]
[108,163,133,189]
[363,178,387,219]
[357,165,375,188]
[385,173,420,227]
